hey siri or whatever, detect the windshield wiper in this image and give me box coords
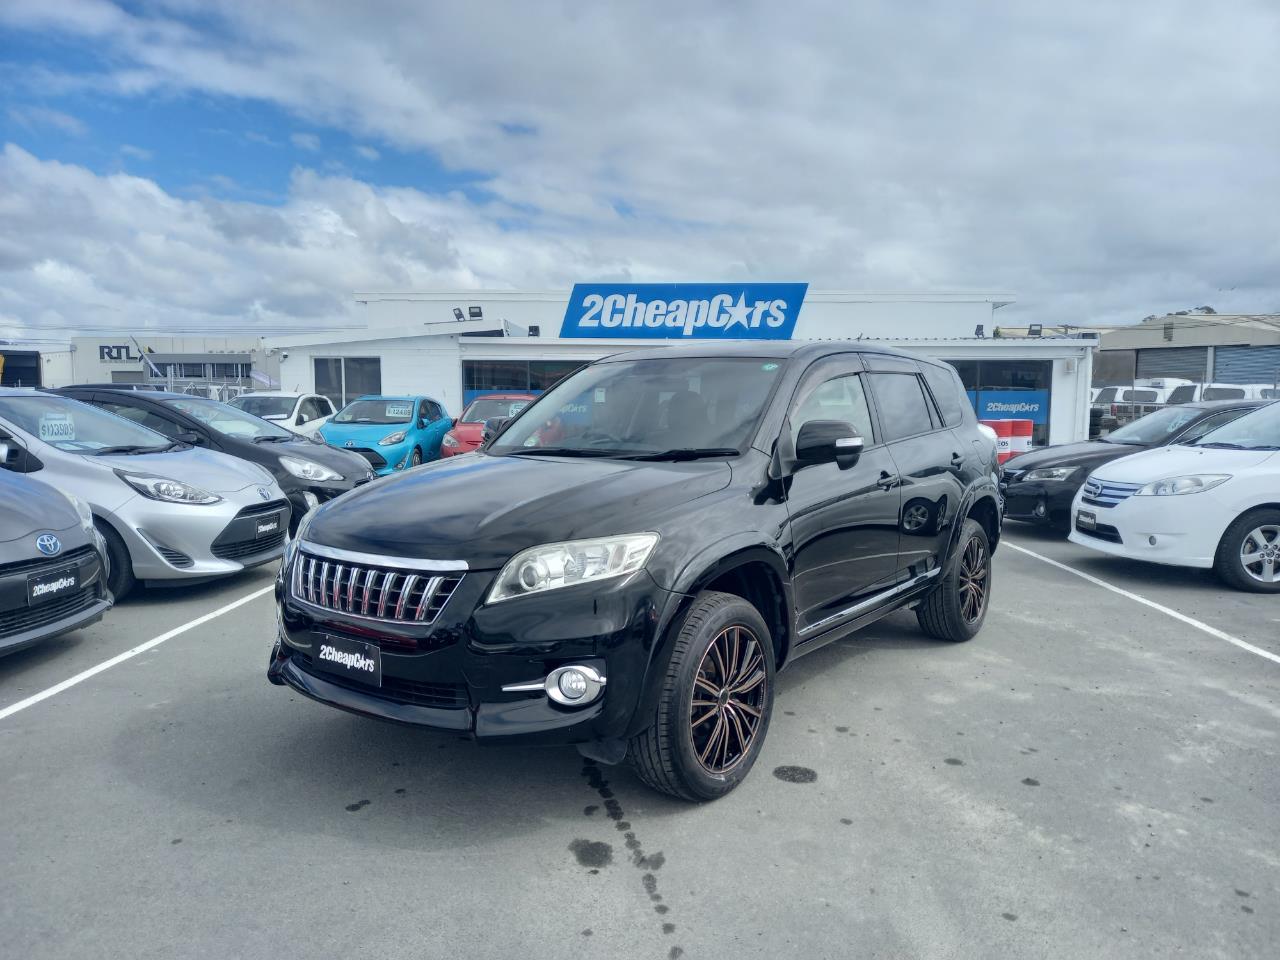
[619,448,741,461]
[252,435,292,443]
[503,447,624,458]
[1192,441,1246,449]
[92,444,161,455]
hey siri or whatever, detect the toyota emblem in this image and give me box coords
[36,533,62,556]
[257,487,270,501]
[345,441,355,448]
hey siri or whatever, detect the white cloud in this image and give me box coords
[7,106,87,136]
[290,132,321,151]
[0,0,1278,334]
[354,144,379,161]
[119,143,151,160]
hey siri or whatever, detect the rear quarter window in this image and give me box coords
[921,363,968,427]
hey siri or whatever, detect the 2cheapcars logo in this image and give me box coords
[985,400,1042,414]
[32,576,76,599]
[319,643,376,673]
[560,283,807,340]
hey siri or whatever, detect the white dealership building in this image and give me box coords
[267,287,1098,446]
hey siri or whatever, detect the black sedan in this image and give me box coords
[55,388,374,532]
[1001,399,1264,531]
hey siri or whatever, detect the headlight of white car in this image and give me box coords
[280,456,343,482]
[116,470,222,505]
[1134,474,1231,496]
[378,431,408,446]
[487,533,659,603]
[1023,466,1077,482]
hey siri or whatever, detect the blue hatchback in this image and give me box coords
[319,396,451,476]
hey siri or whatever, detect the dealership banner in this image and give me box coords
[966,389,1049,425]
[560,283,807,340]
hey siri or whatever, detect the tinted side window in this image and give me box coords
[425,401,444,421]
[299,398,323,419]
[1203,387,1245,400]
[1167,385,1197,403]
[96,401,183,438]
[921,363,967,427]
[1124,389,1158,402]
[1176,409,1250,443]
[868,373,935,441]
[318,396,335,415]
[791,374,875,444]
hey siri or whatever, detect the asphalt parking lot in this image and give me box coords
[1,529,1276,960]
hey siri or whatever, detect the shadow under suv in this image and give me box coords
[269,342,1001,800]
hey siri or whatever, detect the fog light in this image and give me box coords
[502,664,607,706]
[1149,535,1158,546]
[1034,500,1047,518]
[558,670,589,700]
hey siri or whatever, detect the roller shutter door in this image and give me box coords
[1135,346,1208,381]
[1213,345,1280,386]
[0,350,41,387]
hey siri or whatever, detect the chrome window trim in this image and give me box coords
[298,540,469,572]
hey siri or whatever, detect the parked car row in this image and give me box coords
[1003,397,1280,591]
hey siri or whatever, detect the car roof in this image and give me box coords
[234,391,307,398]
[1181,399,1269,411]
[594,340,923,363]
[466,392,536,400]
[350,394,437,403]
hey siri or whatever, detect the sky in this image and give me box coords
[1,0,1278,339]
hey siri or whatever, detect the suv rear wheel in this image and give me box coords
[1214,508,1280,593]
[916,517,991,642]
[628,591,775,801]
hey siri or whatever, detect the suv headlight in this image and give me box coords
[1022,466,1077,482]
[1134,474,1230,496]
[116,470,222,505]
[280,456,343,482]
[487,533,659,603]
[378,431,408,446]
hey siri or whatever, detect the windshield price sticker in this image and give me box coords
[38,413,76,442]
[385,403,412,418]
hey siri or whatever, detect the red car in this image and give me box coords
[440,392,536,457]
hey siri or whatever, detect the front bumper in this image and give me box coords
[1001,479,1080,525]
[268,562,674,744]
[1066,488,1226,568]
[116,494,291,582]
[0,546,112,656]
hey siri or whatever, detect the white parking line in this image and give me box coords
[0,585,275,722]
[1004,542,1280,665]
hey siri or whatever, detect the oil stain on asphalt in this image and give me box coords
[569,838,613,869]
[345,799,370,812]
[773,765,817,783]
[577,758,680,955]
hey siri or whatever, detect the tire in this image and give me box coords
[627,591,775,801]
[96,520,136,601]
[916,517,991,642]
[1213,508,1280,593]
[411,447,423,467]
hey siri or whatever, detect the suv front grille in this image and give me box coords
[1081,478,1142,508]
[292,652,467,709]
[292,551,463,625]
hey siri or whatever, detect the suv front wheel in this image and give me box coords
[628,591,775,801]
[916,517,991,642]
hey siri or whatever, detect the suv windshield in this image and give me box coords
[164,396,295,440]
[1104,406,1200,444]
[462,397,532,423]
[1191,402,1280,450]
[334,399,414,425]
[230,396,295,418]
[0,394,171,454]
[489,357,784,458]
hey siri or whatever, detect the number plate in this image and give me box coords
[1076,510,1097,531]
[255,515,282,538]
[313,635,381,687]
[28,566,81,606]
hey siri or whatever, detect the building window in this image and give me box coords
[314,357,382,408]
[462,359,584,404]
[942,358,1052,446]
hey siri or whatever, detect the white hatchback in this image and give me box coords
[229,392,335,437]
[1068,401,1280,591]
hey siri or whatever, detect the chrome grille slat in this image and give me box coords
[291,550,463,626]
[1081,478,1142,508]
[416,576,443,621]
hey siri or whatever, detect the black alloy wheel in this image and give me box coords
[916,517,991,642]
[629,591,775,801]
[689,624,767,774]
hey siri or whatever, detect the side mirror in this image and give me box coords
[175,431,203,446]
[795,420,863,470]
[450,417,459,428]
[296,413,308,425]
[482,416,509,444]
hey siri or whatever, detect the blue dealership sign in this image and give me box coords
[560,283,807,340]
[973,389,1049,425]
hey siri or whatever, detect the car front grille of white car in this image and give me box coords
[1081,478,1142,508]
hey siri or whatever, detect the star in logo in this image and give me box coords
[723,294,753,332]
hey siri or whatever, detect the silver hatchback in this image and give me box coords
[0,390,291,599]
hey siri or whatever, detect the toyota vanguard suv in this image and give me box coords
[269,343,1000,800]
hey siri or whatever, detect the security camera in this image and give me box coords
[281,352,290,360]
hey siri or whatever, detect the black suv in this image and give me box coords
[268,343,1000,800]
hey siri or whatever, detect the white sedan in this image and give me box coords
[1068,400,1280,591]
[229,392,335,437]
